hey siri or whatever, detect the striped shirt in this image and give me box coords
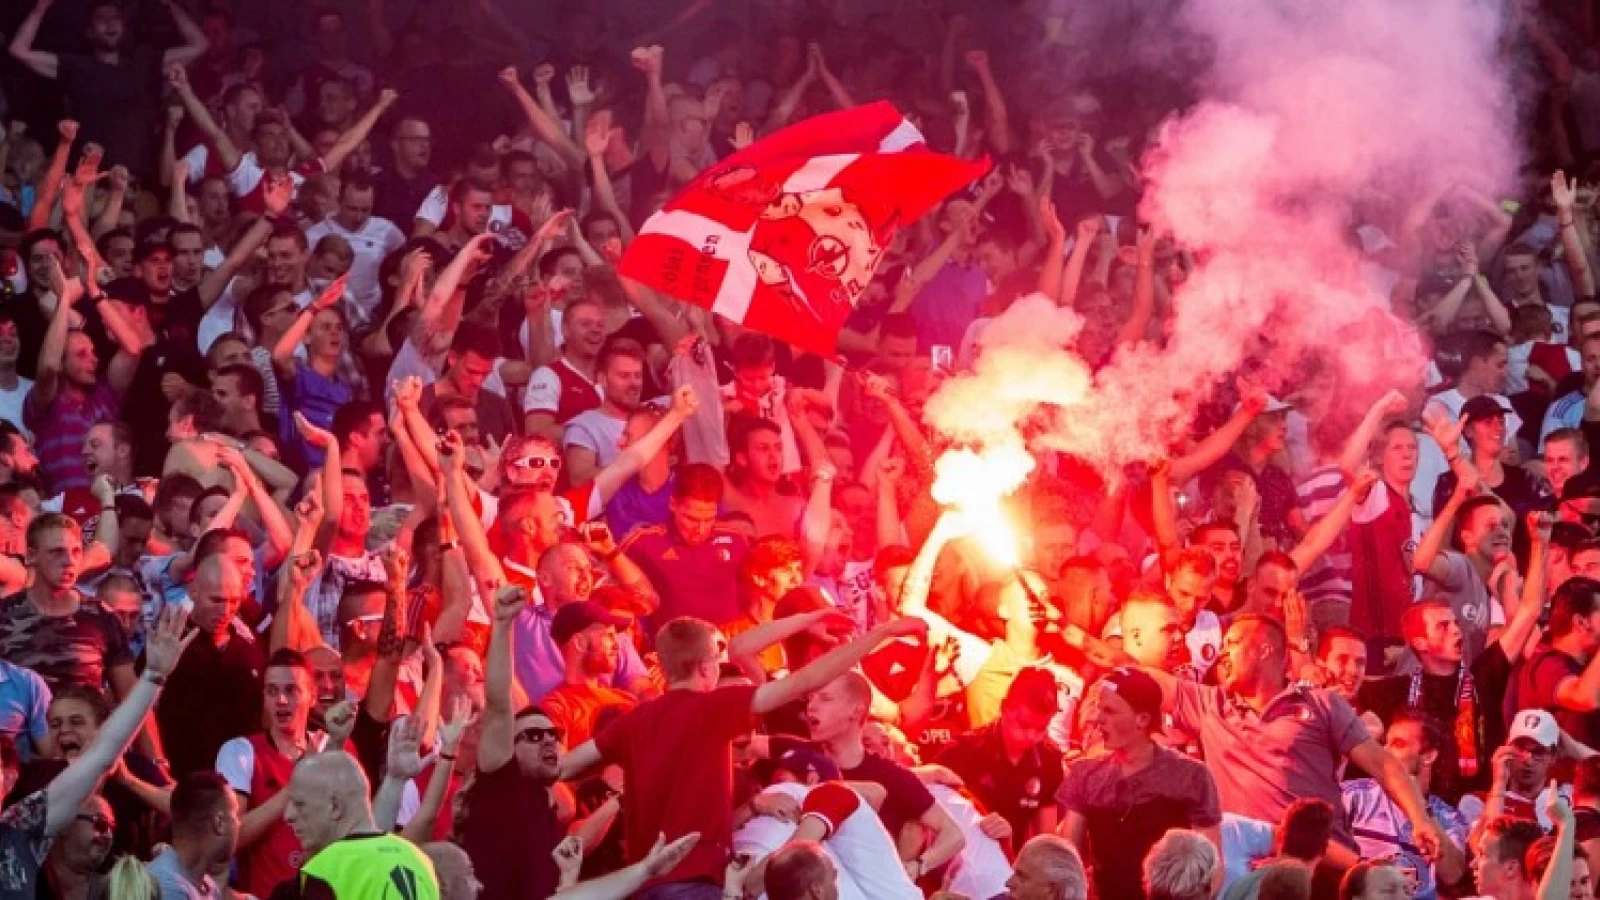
[1297,466,1353,604]
[23,381,118,494]
[1542,389,1587,448]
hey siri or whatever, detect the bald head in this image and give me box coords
[190,554,246,636]
[285,752,373,854]
[424,842,476,900]
[765,842,836,900]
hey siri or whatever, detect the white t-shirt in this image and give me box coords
[304,214,405,317]
[927,785,1012,900]
[733,781,920,900]
[0,377,35,439]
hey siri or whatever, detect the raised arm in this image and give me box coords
[1555,171,1597,299]
[322,90,398,174]
[159,0,209,69]
[1412,470,1475,584]
[584,112,636,244]
[751,617,927,714]
[496,68,585,172]
[589,385,698,504]
[8,0,59,79]
[30,259,80,408]
[28,121,77,232]
[1036,197,1068,299]
[1288,470,1378,572]
[808,44,855,110]
[46,608,191,836]
[478,584,524,774]
[167,66,240,175]
[1056,218,1098,307]
[964,50,1010,154]
[1114,228,1157,347]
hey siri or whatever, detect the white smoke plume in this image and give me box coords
[926,0,1520,477]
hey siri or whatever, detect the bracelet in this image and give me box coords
[142,672,167,686]
[439,540,460,552]
[438,753,457,761]
[1562,218,1576,227]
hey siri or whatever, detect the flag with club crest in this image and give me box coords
[619,101,989,357]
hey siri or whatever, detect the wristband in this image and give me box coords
[142,672,167,686]
[439,540,460,552]
[438,753,457,761]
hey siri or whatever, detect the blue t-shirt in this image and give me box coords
[282,358,354,469]
[605,474,676,544]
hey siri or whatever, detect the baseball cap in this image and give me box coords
[1459,395,1512,427]
[773,747,841,784]
[1233,394,1293,416]
[135,240,173,264]
[1097,667,1163,727]
[549,601,628,646]
[1508,709,1559,749]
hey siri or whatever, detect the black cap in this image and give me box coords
[549,601,628,646]
[1459,395,1511,427]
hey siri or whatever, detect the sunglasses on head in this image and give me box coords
[515,725,563,744]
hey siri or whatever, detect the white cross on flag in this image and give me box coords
[619,101,989,357]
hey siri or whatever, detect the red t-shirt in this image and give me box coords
[594,684,758,887]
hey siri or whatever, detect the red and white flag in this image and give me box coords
[619,101,988,357]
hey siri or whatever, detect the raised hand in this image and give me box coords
[566,65,594,107]
[439,694,472,753]
[294,488,324,529]
[731,122,754,151]
[497,66,522,89]
[380,544,410,588]
[312,274,348,312]
[262,175,294,218]
[57,119,79,143]
[533,63,556,88]
[670,384,699,417]
[976,812,1012,841]
[879,455,906,486]
[1420,404,1464,452]
[552,836,584,887]
[294,412,334,450]
[950,91,969,119]
[144,605,197,678]
[1040,197,1065,244]
[287,549,322,594]
[392,375,424,413]
[964,49,990,73]
[493,583,526,624]
[384,715,433,780]
[324,700,357,746]
[630,46,664,79]
[1006,163,1035,197]
[584,110,615,158]
[1554,169,1579,212]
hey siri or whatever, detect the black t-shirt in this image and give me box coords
[156,629,264,779]
[5,292,48,381]
[838,752,936,841]
[460,761,560,900]
[57,46,163,177]
[1357,643,1511,802]
[370,167,437,231]
[935,723,1063,841]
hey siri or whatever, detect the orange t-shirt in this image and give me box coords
[542,682,638,747]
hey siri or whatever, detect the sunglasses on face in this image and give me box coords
[514,725,563,745]
[75,814,114,834]
[510,455,562,471]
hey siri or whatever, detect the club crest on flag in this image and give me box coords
[621,101,988,357]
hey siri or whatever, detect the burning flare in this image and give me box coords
[930,446,1035,567]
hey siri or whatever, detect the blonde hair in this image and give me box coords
[105,856,157,900]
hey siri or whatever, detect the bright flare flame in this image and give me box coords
[931,446,1036,568]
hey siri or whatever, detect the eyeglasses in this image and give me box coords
[75,814,114,834]
[514,725,563,745]
[509,455,562,471]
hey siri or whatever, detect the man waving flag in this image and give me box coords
[620,101,989,357]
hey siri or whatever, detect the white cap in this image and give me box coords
[1233,395,1293,416]
[1508,709,1559,749]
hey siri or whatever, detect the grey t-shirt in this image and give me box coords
[1171,681,1370,844]
[147,845,217,900]
[562,409,627,467]
[1430,551,1504,665]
